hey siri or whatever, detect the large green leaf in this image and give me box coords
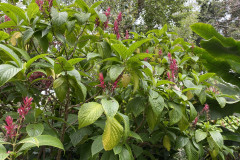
[26,54,49,69]
[101,99,119,118]
[149,90,165,117]
[116,112,130,142]
[184,141,199,160]
[23,28,34,45]
[27,3,39,20]
[26,123,44,137]
[195,130,207,143]
[54,57,74,74]
[126,97,146,117]
[111,43,128,60]
[0,3,27,24]
[6,45,30,61]
[209,131,223,149]
[0,64,22,87]
[146,106,157,130]
[0,144,9,160]
[51,8,68,26]
[53,77,68,102]
[18,135,64,151]
[70,128,92,147]
[75,0,90,12]
[102,117,123,151]
[0,31,9,41]
[0,44,21,67]
[75,13,91,25]
[169,103,182,125]
[91,135,103,156]
[78,102,104,129]
[126,39,150,58]
[109,65,124,81]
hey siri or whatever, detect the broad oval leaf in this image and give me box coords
[78,102,104,129]
[91,135,103,156]
[26,123,44,137]
[209,131,223,149]
[0,44,21,67]
[0,64,22,87]
[195,130,207,143]
[101,99,119,118]
[0,31,9,41]
[102,117,123,151]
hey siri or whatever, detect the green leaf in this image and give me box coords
[0,20,16,29]
[18,135,64,151]
[199,73,215,83]
[149,90,165,117]
[90,1,103,9]
[91,136,104,156]
[116,112,130,142]
[51,8,68,26]
[53,77,68,102]
[195,130,207,143]
[101,99,119,118]
[189,102,197,122]
[27,3,39,20]
[175,136,189,149]
[68,58,85,65]
[0,3,27,24]
[78,102,104,129]
[75,13,91,25]
[113,144,122,155]
[146,106,157,130]
[127,97,145,117]
[97,13,107,22]
[102,117,123,151]
[26,54,49,69]
[216,96,226,108]
[0,64,22,87]
[184,141,199,160]
[156,80,175,86]
[23,28,34,45]
[111,43,128,60]
[131,144,143,158]
[126,39,150,59]
[0,145,9,160]
[6,45,30,61]
[75,0,89,12]
[119,147,132,160]
[129,131,143,142]
[26,123,44,137]
[169,103,182,125]
[109,65,124,81]
[70,128,92,147]
[0,31,9,41]
[0,44,21,67]
[209,131,223,149]
[54,57,74,74]
[163,135,171,151]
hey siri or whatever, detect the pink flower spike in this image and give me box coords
[18,97,33,119]
[146,49,149,53]
[117,12,122,22]
[203,104,209,112]
[5,116,17,138]
[98,73,106,89]
[125,30,129,39]
[167,52,171,60]
[193,116,198,126]
[159,49,162,56]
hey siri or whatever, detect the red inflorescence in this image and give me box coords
[167,53,178,82]
[125,30,129,39]
[98,73,106,89]
[5,116,18,138]
[103,7,111,30]
[18,97,33,119]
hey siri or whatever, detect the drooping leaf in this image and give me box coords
[102,117,123,151]
[27,3,39,20]
[91,135,104,156]
[78,102,104,129]
[0,44,22,67]
[0,64,22,87]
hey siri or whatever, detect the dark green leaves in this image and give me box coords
[26,123,44,137]
[54,57,74,74]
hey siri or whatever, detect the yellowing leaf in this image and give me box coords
[163,135,171,151]
[102,117,123,151]
[10,32,22,46]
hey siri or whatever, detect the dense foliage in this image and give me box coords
[0,1,240,160]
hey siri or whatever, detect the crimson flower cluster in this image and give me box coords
[5,97,33,139]
[193,104,210,126]
[167,53,178,82]
[97,73,121,92]
[114,12,122,39]
[103,7,111,30]
[36,0,53,13]
[125,30,129,39]
[29,72,53,90]
[144,49,149,61]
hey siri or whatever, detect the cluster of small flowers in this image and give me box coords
[193,104,210,126]
[125,30,129,39]
[5,97,33,138]
[167,53,178,82]
[103,7,111,30]
[29,72,53,90]
[159,49,162,56]
[114,12,122,39]
[36,0,53,13]
[97,72,122,92]
[207,86,220,94]
[144,49,149,61]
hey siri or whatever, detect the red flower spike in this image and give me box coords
[125,30,129,39]
[117,12,122,22]
[18,97,33,119]
[98,73,106,89]
[5,116,18,138]
[193,116,198,126]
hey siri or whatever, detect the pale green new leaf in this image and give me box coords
[109,65,124,81]
[199,73,215,83]
[75,13,91,25]
[111,43,128,60]
[26,54,49,69]
[75,0,89,12]
[101,99,119,118]
[78,102,104,129]
[27,3,39,20]
[102,117,123,150]
[126,39,150,58]
[209,131,223,149]
[0,31,9,41]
